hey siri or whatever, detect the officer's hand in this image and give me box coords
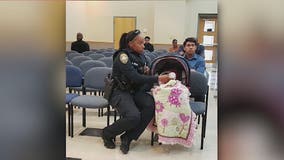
[144,66,150,74]
[158,75,171,84]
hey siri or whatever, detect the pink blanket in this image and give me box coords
[148,80,196,148]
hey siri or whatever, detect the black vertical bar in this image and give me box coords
[204,85,209,138]
[201,115,205,150]
[82,108,86,127]
[68,104,71,137]
[71,106,74,138]
[68,88,72,94]
[107,106,110,126]
[151,132,154,146]
[114,109,117,122]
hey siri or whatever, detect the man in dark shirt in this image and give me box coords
[144,36,154,52]
[71,32,90,53]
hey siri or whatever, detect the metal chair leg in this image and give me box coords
[200,114,205,150]
[101,108,104,117]
[204,85,209,138]
[204,113,207,138]
[151,132,154,146]
[68,104,71,137]
[71,105,74,138]
[114,109,117,122]
[198,115,201,124]
[82,108,86,127]
[98,108,100,117]
[107,106,110,126]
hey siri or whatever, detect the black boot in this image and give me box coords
[102,130,115,149]
[120,134,132,154]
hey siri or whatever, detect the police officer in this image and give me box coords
[102,30,171,154]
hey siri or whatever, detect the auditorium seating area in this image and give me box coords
[65,48,217,160]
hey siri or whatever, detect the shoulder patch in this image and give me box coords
[119,53,128,64]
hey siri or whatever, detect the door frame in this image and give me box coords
[113,16,137,48]
[197,14,218,63]
[197,13,218,42]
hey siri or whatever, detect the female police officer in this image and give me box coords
[102,30,171,154]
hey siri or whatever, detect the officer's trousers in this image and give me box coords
[103,90,155,141]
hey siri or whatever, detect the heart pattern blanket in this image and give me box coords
[148,80,196,148]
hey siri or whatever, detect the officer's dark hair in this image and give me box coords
[172,39,177,43]
[119,33,128,50]
[183,37,197,46]
[145,36,150,40]
[126,29,141,43]
[113,33,129,61]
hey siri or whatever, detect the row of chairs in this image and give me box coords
[66,49,170,67]
[66,65,112,137]
[66,58,112,119]
[66,69,209,150]
[66,65,209,150]
[67,60,108,94]
[66,50,114,58]
[66,67,210,150]
[66,49,210,149]
[67,52,113,60]
[67,47,115,53]
[67,48,165,57]
[66,56,113,68]
[90,48,116,53]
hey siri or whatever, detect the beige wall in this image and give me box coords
[66,0,217,47]
[66,1,155,43]
[153,1,186,44]
[185,0,218,37]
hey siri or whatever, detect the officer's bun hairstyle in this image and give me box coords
[183,37,197,46]
[126,29,141,43]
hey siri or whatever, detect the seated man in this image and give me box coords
[71,32,90,53]
[144,36,154,52]
[179,41,205,57]
[183,37,205,74]
[168,39,179,53]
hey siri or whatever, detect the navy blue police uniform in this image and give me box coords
[103,48,158,152]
